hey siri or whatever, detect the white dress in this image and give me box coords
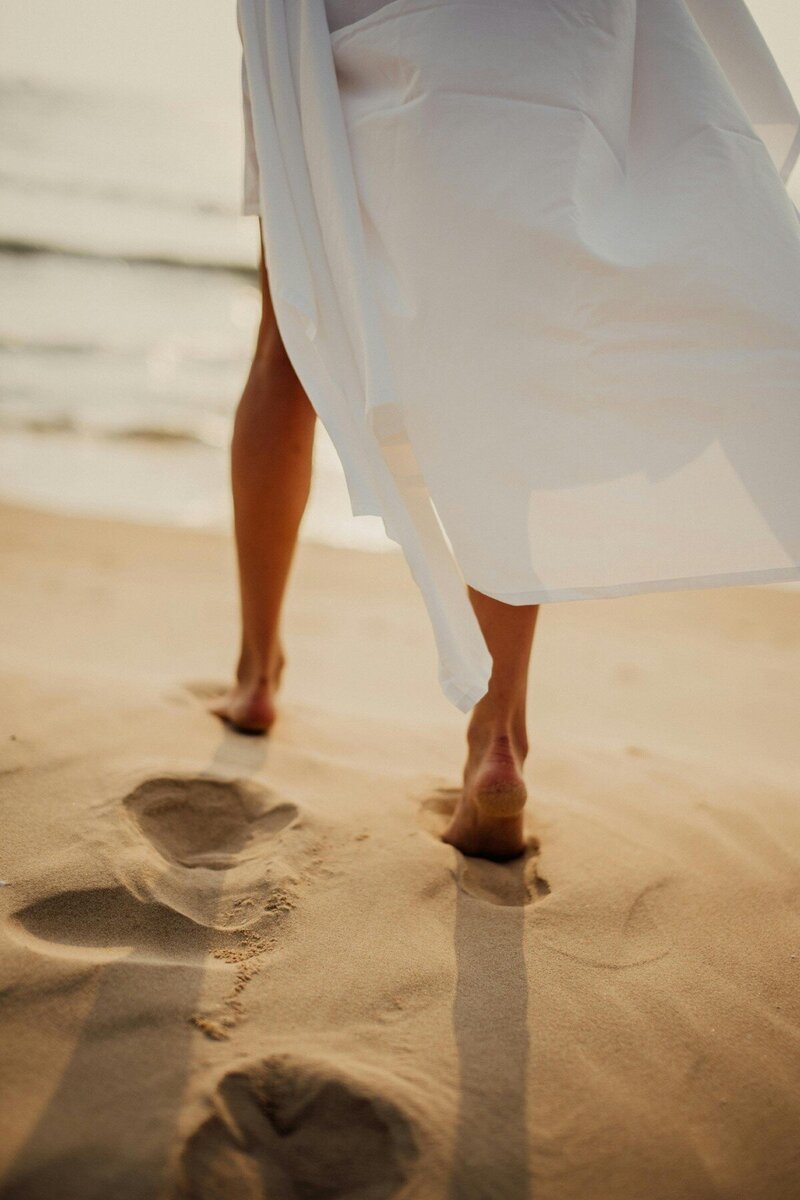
[236,0,800,711]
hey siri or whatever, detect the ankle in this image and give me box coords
[236,641,284,689]
[467,704,528,764]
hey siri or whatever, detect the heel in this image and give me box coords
[473,781,527,820]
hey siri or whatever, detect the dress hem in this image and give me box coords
[439,674,489,713]
[464,565,800,606]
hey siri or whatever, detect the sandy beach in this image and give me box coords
[1,499,799,1199]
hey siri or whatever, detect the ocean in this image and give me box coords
[0,0,797,560]
[0,0,392,550]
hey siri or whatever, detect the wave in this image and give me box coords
[0,236,257,280]
[0,167,236,220]
[0,74,257,276]
[0,410,228,449]
[107,425,227,447]
[0,334,106,357]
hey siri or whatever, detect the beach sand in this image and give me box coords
[0,499,799,1199]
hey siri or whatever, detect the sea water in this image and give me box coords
[0,0,393,550]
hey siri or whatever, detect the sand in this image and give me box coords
[0,499,799,1200]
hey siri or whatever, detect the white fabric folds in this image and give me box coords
[237,0,800,712]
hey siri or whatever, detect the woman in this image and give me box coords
[215,0,800,861]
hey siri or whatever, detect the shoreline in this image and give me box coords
[0,426,396,555]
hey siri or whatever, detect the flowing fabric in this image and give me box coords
[236,0,800,712]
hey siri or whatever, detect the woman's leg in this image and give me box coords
[442,589,539,860]
[212,221,316,733]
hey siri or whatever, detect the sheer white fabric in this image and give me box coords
[236,0,800,711]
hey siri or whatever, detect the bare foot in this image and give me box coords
[210,645,285,735]
[442,733,528,861]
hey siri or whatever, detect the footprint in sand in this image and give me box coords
[181,680,228,702]
[419,788,550,908]
[531,875,673,969]
[178,1054,418,1200]
[118,774,304,954]
[455,853,551,908]
[7,886,212,965]
[7,778,302,966]
[124,776,298,871]
[165,680,229,709]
